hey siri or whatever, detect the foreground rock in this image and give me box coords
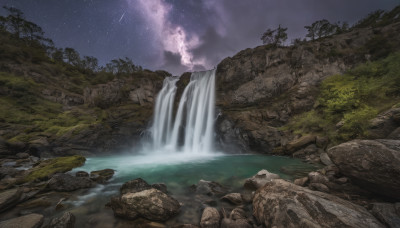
[371,203,400,228]
[110,178,180,221]
[0,187,22,212]
[221,207,252,228]
[253,179,384,228]
[49,212,76,228]
[200,207,220,228]
[328,139,400,200]
[48,173,93,192]
[244,169,280,190]
[0,213,44,228]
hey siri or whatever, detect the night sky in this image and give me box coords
[1,0,399,75]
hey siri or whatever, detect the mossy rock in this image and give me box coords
[19,155,86,183]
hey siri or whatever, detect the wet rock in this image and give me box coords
[90,169,114,184]
[328,139,400,200]
[75,171,89,178]
[195,180,228,196]
[244,169,280,190]
[0,187,22,212]
[120,178,152,194]
[371,203,400,228]
[221,193,243,205]
[320,152,333,166]
[0,213,44,228]
[16,152,30,159]
[309,183,330,193]
[49,212,76,228]
[200,207,220,228]
[294,177,308,186]
[48,173,93,192]
[110,188,180,221]
[151,183,168,194]
[253,179,384,228]
[308,171,329,185]
[0,166,19,179]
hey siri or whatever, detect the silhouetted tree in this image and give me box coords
[261,25,288,46]
[355,10,385,28]
[305,19,337,40]
[63,47,80,65]
[3,6,25,38]
[105,57,141,75]
[81,56,98,71]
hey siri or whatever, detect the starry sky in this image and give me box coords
[1,0,399,75]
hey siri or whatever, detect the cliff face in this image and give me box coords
[215,22,400,153]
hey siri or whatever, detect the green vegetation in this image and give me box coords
[20,155,86,183]
[284,52,400,143]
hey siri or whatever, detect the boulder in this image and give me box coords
[0,213,44,228]
[221,207,251,228]
[244,169,280,190]
[368,107,400,139]
[110,188,180,221]
[90,169,115,184]
[320,152,333,166]
[0,188,22,212]
[371,203,400,228]
[75,171,89,177]
[49,212,76,228]
[120,178,152,194]
[308,171,329,185]
[253,179,384,228]
[151,183,168,194]
[309,183,330,193]
[195,180,228,196]
[0,166,19,179]
[294,177,308,186]
[221,193,243,205]
[328,139,400,200]
[200,207,220,228]
[388,127,400,140]
[16,152,30,159]
[48,173,93,192]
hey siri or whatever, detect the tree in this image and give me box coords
[63,47,80,66]
[104,57,141,75]
[3,6,25,38]
[22,21,44,41]
[81,56,98,71]
[305,19,337,40]
[261,25,288,46]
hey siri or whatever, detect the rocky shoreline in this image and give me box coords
[1,135,399,228]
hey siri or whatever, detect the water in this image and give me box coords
[65,154,318,226]
[150,69,216,154]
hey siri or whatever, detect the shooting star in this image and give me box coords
[119,12,126,23]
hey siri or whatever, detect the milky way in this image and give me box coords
[0,0,398,75]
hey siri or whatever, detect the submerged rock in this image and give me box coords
[195,180,228,196]
[90,169,115,184]
[244,169,280,190]
[328,139,400,200]
[0,213,44,228]
[253,179,384,228]
[120,178,152,194]
[48,173,93,192]
[200,207,220,228]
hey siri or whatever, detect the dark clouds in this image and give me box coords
[1,0,398,75]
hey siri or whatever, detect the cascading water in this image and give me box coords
[150,69,216,154]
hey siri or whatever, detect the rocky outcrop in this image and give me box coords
[110,178,180,221]
[215,22,400,153]
[328,139,400,200]
[48,173,93,191]
[253,179,384,228]
[371,203,400,228]
[368,107,400,139]
[0,213,44,228]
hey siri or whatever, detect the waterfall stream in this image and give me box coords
[150,69,216,154]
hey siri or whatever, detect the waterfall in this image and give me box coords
[150,69,216,154]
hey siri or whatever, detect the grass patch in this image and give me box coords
[20,155,86,183]
[284,52,400,143]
